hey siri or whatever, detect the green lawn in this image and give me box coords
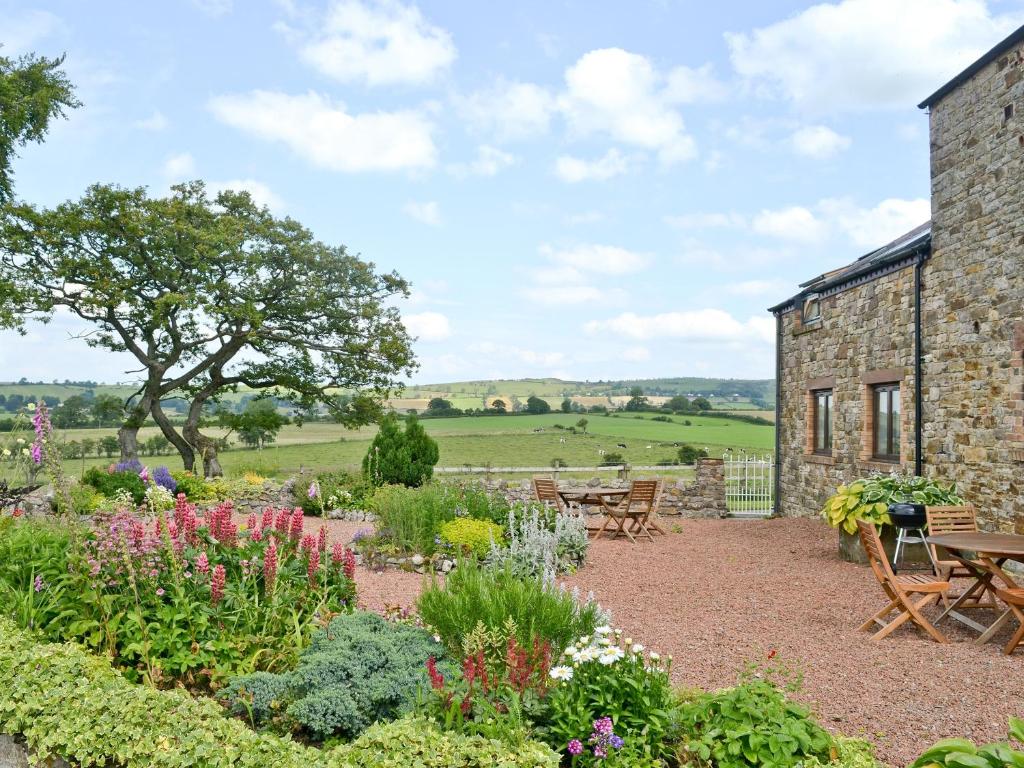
[5,412,773,481]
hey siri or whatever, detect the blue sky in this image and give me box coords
[2,0,1022,385]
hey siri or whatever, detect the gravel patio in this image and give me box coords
[319,516,1024,766]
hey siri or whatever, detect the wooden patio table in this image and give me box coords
[927,531,1024,644]
[557,487,629,534]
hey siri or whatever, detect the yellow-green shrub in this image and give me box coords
[440,518,504,558]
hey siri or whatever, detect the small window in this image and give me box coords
[873,383,901,461]
[813,389,833,455]
[802,294,821,323]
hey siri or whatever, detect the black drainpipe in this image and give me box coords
[773,311,783,515]
[914,253,925,477]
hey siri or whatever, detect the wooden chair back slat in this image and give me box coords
[626,479,659,506]
[532,478,565,512]
[926,505,978,534]
[857,519,895,582]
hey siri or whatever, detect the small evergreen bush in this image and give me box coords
[222,611,450,740]
[363,413,439,487]
[81,466,146,505]
[677,444,709,465]
[439,518,504,559]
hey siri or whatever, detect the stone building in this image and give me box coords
[770,25,1024,531]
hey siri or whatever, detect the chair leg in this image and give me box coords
[860,599,899,631]
[905,593,949,644]
[1003,617,1024,655]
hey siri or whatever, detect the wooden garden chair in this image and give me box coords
[857,519,951,643]
[532,477,568,513]
[994,587,1024,655]
[597,480,661,543]
[926,505,997,610]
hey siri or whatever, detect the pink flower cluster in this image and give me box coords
[210,564,226,605]
[174,494,199,545]
[331,542,357,580]
[206,501,237,545]
[264,538,278,595]
[30,402,51,465]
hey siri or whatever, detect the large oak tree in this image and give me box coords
[0,182,416,475]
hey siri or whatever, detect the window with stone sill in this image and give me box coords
[872,383,901,462]
[813,389,833,455]
[802,294,822,324]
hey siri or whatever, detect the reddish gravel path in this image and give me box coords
[311,516,1024,765]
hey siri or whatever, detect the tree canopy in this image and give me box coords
[525,395,551,414]
[0,182,416,475]
[0,52,78,206]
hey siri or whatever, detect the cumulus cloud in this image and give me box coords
[404,311,451,341]
[726,279,791,297]
[134,111,168,131]
[751,206,829,243]
[554,149,630,182]
[0,9,63,55]
[456,80,556,141]
[523,285,608,306]
[664,211,746,230]
[447,145,516,177]
[403,200,442,226]
[789,125,851,158]
[291,0,455,85]
[208,90,436,172]
[208,179,286,212]
[727,0,1021,111]
[585,309,776,344]
[162,152,196,180]
[818,197,930,248]
[560,48,696,164]
[541,243,649,275]
[664,63,729,103]
[469,342,565,367]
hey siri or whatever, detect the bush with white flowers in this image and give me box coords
[541,626,674,766]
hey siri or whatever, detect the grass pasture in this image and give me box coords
[14,412,774,481]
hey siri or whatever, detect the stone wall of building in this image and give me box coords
[924,39,1024,532]
[777,267,920,518]
[484,458,728,518]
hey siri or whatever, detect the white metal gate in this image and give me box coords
[723,453,774,517]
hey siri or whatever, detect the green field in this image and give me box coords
[6,412,774,481]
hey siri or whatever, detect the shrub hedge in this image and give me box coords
[0,618,559,768]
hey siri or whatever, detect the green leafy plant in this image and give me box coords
[417,560,603,661]
[0,618,559,767]
[294,470,376,514]
[439,518,504,559]
[673,663,835,768]
[222,611,450,740]
[82,465,146,505]
[910,718,1024,768]
[363,413,439,487]
[823,472,963,534]
[541,627,674,766]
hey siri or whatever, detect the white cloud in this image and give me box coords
[134,111,168,131]
[192,0,233,17]
[726,279,791,297]
[163,152,196,180]
[819,197,930,248]
[469,342,565,367]
[403,200,441,226]
[789,125,851,159]
[585,309,776,344]
[664,63,728,103]
[751,206,829,243]
[554,148,630,183]
[727,0,1021,111]
[0,9,62,56]
[622,346,651,362]
[209,179,286,212]
[664,211,746,230]
[295,0,455,86]
[456,80,556,141]
[541,243,649,275]
[566,211,604,226]
[524,285,608,306]
[447,145,516,177]
[404,311,451,341]
[560,48,696,165]
[208,90,436,172]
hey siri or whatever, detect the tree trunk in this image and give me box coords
[183,423,223,478]
[117,424,140,464]
[150,401,197,472]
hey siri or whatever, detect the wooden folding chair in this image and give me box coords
[926,505,997,610]
[857,519,950,643]
[995,588,1024,655]
[532,477,568,513]
[597,480,660,543]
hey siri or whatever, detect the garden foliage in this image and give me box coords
[487,505,588,580]
[822,472,963,534]
[440,517,504,559]
[0,618,559,767]
[222,611,451,740]
[363,413,439,487]
[910,718,1024,768]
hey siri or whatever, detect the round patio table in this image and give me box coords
[927,531,1024,644]
[557,487,628,533]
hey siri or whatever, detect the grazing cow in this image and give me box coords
[559,437,566,444]
[616,443,627,449]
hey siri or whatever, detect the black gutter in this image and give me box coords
[914,254,925,476]
[773,312,782,516]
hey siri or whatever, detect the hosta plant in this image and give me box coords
[822,472,963,534]
[910,718,1024,768]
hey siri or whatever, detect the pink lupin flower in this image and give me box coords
[250,526,263,543]
[331,541,345,565]
[174,493,190,530]
[275,509,290,535]
[307,547,320,587]
[317,525,328,553]
[246,512,257,533]
[300,533,315,554]
[210,564,225,605]
[261,507,275,532]
[289,508,304,541]
[264,539,278,595]
[342,547,356,580]
[196,551,210,575]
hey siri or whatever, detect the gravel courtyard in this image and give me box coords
[322,516,1024,766]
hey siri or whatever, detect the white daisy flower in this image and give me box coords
[577,646,599,662]
[549,665,573,682]
[579,636,590,645]
[650,652,660,661]
[631,644,644,654]
[595,625,612,635]
[598,647,625,665]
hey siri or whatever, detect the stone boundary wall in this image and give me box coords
[0,735,68,768]
[482,458,728,519]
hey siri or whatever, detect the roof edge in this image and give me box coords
[918,23,1024,109]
